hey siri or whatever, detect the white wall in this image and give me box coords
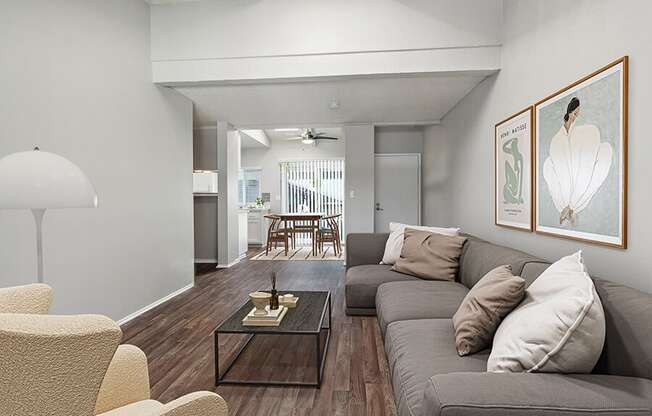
[150,0,502,84]
[375,126,424,154]
[423,125,456,227]
[0,0,194,320]
[344,125,375,234]
[151,0,501,60]
[241,136,346,213]
[217,124,241,266]
[429,0,652,293]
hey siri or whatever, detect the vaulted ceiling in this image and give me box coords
[176,73,487,128]
[155,0,501,128]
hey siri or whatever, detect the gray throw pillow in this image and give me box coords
[392,228,467,281]
[453,265,525,356]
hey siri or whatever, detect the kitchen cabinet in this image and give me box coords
[247,208,269,246]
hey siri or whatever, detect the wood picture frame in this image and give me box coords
[534,56,628,249]
[495,106,534,231]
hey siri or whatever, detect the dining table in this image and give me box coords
[277,212,324,256]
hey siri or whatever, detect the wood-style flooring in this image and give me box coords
[121,248,397,416]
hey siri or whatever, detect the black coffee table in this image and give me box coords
[214,290,331,388]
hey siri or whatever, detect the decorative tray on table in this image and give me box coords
[242,305,288,326]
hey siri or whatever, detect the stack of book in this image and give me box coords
[242,305,288,326]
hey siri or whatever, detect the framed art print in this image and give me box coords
[534,57,628,248]
[495,107,533,231]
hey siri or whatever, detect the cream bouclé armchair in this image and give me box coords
[0,284,228,416]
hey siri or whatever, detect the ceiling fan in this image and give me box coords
[286,129,338,144]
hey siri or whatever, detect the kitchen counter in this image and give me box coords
[242,206,270,211]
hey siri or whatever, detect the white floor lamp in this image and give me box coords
[0,147,98,283]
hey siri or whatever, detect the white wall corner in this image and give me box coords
[117,283,194,326]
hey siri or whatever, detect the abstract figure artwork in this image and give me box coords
[535,57,628,248]
[495,107,533,231]
[542,97,613,226]
[503,137,525,205]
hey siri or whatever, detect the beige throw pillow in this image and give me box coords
[488,251,605,373]
[452,265,525,356]
[391,228,467,281]
[381,222,460,265]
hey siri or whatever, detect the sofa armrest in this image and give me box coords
[156,391,228,416]
[95,345,151,414]
[346,233,389,269]
[0,283,53,314]
[423,372,652,416]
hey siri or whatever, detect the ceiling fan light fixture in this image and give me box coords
[301,138,315,145]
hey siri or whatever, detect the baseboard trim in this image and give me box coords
[195,258,218,263]
[216,258,241,268]
[117,283,194,326]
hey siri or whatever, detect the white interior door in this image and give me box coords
[374,154,421,232]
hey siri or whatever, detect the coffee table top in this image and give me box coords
[216,291,330,334]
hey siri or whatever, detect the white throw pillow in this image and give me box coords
[381,222,460,265]
[487,251,605,373]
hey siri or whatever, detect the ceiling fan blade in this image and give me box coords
[313,132,326,136]
[316,136,338,140]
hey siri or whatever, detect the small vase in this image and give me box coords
[269,289,279,310]
[249,291,272,316]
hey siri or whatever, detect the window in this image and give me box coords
[280,159,345,241]
[238,169,262,205]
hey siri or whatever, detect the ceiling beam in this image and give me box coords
[153,46,500,86]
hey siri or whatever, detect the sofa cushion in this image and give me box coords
[346,233,390,269]
[385,319,489,416]
[382,223,460,265]
[459,238,546,289]
[521,261,550,286]
[422,372,652,416]
[488,252,605,373]
[376,281,469,336]
[392,230,467,281]
[593,278,652,380]
[345,264,419,309]
[453,265,525,356]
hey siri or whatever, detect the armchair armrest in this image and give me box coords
[423,372,652,416]
[0,283,53,314]
[95,345,151,414]
[156,391,228,416]
[346,233,389,269]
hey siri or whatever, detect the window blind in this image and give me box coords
[280,159,345,243]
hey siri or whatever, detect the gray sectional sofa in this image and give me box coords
[345,233,652,416]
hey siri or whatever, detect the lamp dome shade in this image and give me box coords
[0,149,98,209]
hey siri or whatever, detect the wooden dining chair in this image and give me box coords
[264,215,294,256]
[316,214,342,256]
[292,220,319,254]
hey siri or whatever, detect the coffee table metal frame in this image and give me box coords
[214,291,331,388]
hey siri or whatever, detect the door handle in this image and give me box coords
[375,203,384,211]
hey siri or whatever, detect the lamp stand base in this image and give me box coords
[32,209,45,284]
